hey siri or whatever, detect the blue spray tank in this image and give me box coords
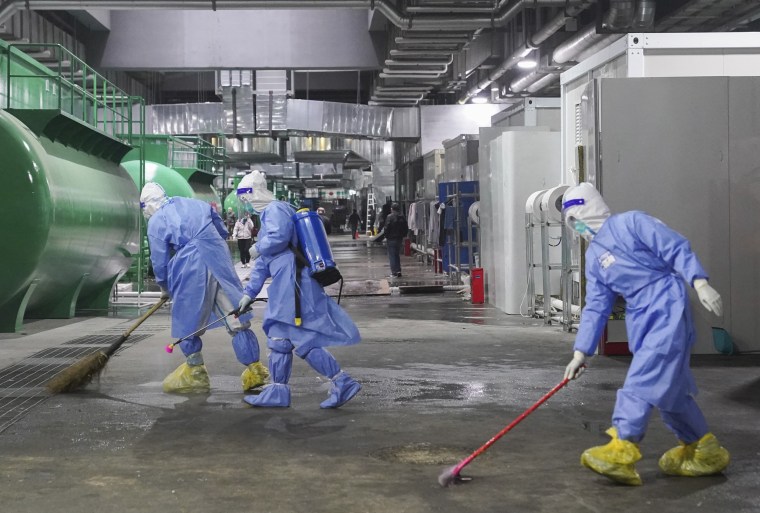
[292,208,343,288]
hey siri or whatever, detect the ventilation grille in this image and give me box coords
[0,333,151,434]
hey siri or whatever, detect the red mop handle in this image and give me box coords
[452,377,570,475]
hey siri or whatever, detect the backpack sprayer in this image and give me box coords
[289,209,345,326]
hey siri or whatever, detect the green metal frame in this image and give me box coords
[4,42,148,294]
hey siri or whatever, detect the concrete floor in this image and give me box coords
[1,235,759,513]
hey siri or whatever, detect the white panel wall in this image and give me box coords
[484,129,560,314]
[643,53,760,77]
[562,33,760,184]
[420,104,506,155]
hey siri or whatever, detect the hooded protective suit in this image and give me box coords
[141,182,267,393]
[237,171,361,408]
[561,182,729,485]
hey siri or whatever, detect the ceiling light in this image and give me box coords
[517,59,537,69]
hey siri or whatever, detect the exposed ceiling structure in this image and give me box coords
[1,0,759,108]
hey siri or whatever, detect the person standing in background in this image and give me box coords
[225,207,237,238]
[348,209,361,239]
[383,203,408,279]
[233,213,255,268]
[317,207,332,235]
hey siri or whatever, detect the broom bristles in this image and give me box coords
[46,351,109,394]
[438,466,459,487]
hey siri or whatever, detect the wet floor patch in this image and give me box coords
[370,442,470,465]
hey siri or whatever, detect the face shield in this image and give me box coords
[562,182,611,241]
[236,170,275,214]
[140,182,169,220]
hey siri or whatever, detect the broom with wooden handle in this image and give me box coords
[46,297,169,394]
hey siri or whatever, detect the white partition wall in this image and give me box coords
[561,32,760,184]
[481,128,560,314]
[560,32,760,354]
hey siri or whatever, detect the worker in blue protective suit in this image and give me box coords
[140,182,269,394]
[236,170,361,408]
[561,182,729,485]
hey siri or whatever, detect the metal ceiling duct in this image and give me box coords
[509,2,652,96]
[382,68,447,74]
[459,0,594,103]
[602,0,636,31]
[524,73,560,94]
[551,24,603,64]
[0,0,595,31]
[632,0,656,29]
[553,0,656,64]
[384,59,453,66]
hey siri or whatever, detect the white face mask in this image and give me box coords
[252,200,271,214]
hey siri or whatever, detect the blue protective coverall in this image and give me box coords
[243,201,361,407]
[574,211,710,443]
[147,197,259,365]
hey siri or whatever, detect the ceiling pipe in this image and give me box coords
[382,68,447,75]
[458,0,594,103]
[602,0,635,31]
[390,49,459,57]
[552,24,602,64]
[512,14,635,96]
[371,93,425,99]
[375,86,433,92]
[405,6,497,14]
[394,42,463,50]
[0,0,591,32]
[632,0,656,29]
[394,37,471,44]
[524,73,560,93]
[384,59,453,66]
[509,70,543,92]
[379,73,445,79]
[509,33,622,95]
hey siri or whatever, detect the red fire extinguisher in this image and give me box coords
[404,238,411,257]
[470,267,485,304]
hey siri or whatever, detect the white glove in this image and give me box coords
[159,288,170,300]
[564,350,587,381]
[238,294,252,314]
[249,245,260,261]
[694,279,723,316]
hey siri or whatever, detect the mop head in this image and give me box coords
[46,351,109,394]
[438,465,472,487]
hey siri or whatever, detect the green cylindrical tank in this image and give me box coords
[123,160,222,213]
[0,110,140,330]
[122,160,194,199]
[189,181,222,213]
[224,190,246,216]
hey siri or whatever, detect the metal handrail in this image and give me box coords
[5,43,136,139]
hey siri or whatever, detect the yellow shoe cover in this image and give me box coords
[581,427,643,486]
[241,361,270,391]
[659,433,730,476]
[162,363,210,393]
